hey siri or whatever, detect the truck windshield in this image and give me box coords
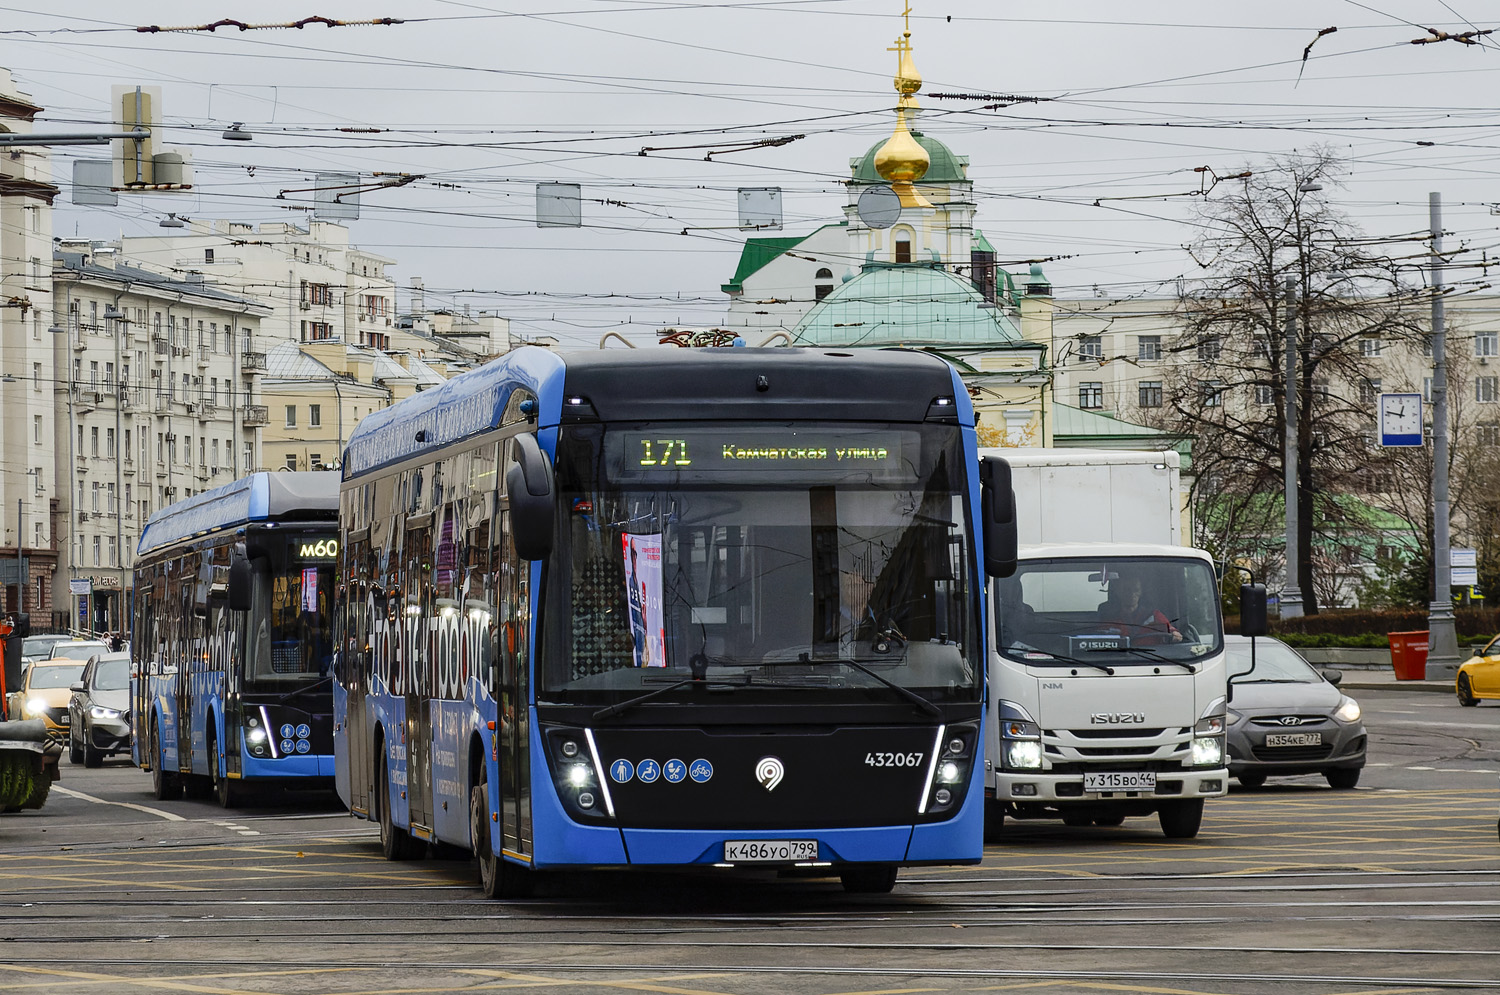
[996,556,1222,664]
[540,422,980,705]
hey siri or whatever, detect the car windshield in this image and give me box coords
[28,663,85,689]
[48,643,107,661]
[996,556,1222,664]
[540,422,979,704]
[1226,638,1321,682]
[22,636,64,658]
[93,657,131,691]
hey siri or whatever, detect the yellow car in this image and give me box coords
[8,658,88,739]
[1456,636,1500,706]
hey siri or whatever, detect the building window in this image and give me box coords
[1078,382,1104,410]
[211,439,219,470]
[1078,335,1102,361]
[1478,331,1499,358]
[1480,423,1500,446]
[1423,377,1434,402]
[106,427,115,458]
[199,438,206,466]
[309,283,333,306]
[1359,336,1383,358]
[310,453,322,469]
[309,404,322,428]
[32,415,41,445]
[107,482,116,515]
[204,248,214,264]
[91,482,99,512]
[1138,336,1162,362]
[893,229,912,264]
[1139,381,1163,408]
[32,362,40,392]
[90,426,99,457]
[1478,376,1498,403]
[1202,380,1223,407]
[93,536,101,567]
[285,453,298,471]
[1359,378,1381,406]
[285,405,297,428]
[814,268,834,301]
[1197,336,1221,361]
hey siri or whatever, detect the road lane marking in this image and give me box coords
[50,785,185,821]
[460,970,743,995]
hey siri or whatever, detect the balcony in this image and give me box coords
[153,394,169,413]
[75,454,88,469]
[196,400,217,421]
[71,384,99,410]
[241,405,269,428]
[240,350,266,374]
[197,345,210,367]
[153,339,169,356]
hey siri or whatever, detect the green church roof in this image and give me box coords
[850,132,968,185]
[720,223,844,294]
[791,263,1023,348]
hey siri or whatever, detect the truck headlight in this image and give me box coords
[1006,739,1043,769]
[1333,696,1361,723]
[1190,736,1223,766]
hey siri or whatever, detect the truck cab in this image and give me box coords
[985,542,1228,838]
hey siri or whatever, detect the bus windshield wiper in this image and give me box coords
[592,679,719,722]
[761,654,941,718]
[277,675,332,704]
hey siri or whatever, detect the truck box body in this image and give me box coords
[978,449,1228,838]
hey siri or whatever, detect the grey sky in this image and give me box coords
[5,1,1498,345]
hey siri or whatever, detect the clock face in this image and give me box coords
[1382,395,1421,437]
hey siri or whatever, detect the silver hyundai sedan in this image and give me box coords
[1224,635,1367,789]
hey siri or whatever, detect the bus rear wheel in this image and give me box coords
[377,748,421,861]
[470,779,532,898]
[210,732,240,808]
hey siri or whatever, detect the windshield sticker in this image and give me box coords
[637,759,661,783]
[301,568,319,612]
[622,533,666,667]
[689,759,713,783]
[663,759,686,783]
[610,759,635,783]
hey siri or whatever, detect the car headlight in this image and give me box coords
[23,696,48,717]
[1333,695,1361,723]
[89,705,122,720]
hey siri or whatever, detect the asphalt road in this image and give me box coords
[2,687,1496,995]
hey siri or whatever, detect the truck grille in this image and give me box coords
[1065,728,1168,739]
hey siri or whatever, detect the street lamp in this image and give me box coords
[1281,277,1304,618]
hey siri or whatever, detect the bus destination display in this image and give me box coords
[611,428,921,482]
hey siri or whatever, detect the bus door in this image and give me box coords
[496,506,532,856]
[404,511,434,835]
[340,526,372,815]
[170,554,193,770]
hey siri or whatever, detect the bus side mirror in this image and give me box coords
[508,433,555,562]
[979,456,1018,578]
[1240,583,1268,637]
[228,552,253,612]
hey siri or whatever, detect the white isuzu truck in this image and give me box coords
[981,449,1232,839]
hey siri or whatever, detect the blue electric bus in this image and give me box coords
[335,346,1016,895]
[131,471,340,806]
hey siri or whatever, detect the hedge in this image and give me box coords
[1225,608,1498,642]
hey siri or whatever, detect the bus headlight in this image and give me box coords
[545,727,613,824]
[923,721,978,816]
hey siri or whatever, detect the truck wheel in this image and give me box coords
[840,864,899,894]
[1094,813,1126,827]
[1158,798,1204,839]
[1061,811,1093,827]
[983,799,1006,844]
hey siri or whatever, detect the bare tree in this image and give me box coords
[1168,149,1424,612]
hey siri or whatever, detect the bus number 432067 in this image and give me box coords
[865,752,922,768]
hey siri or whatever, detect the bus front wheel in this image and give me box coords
[470,779,532,899]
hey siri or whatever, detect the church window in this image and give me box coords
[814,268,834,301]
[893,229,912,264]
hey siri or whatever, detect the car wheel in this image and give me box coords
[840,864,899,894]
[1457,673,1479,707]
[68,728,83,765]
[1325,768,1360,790]
[377,745,421,861]
[1238,773,1267,789]
[82,733,103,769]
[1158,798,1204,839]
[149,718,180,801]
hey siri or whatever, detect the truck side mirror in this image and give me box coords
[1240,583,1268,637]
[228,550,253,612]
[508,432,555,562]
[979,456,1018,578]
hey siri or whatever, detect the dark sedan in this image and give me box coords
[1224,635,1367,789]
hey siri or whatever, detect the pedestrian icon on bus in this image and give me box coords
[637,759,661,783]
[610,759,634,783]
[689,759,713,783]
[663,759,686,783]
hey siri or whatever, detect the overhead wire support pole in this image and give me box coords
[1280,276,1303,619]
[1427,191,1461,679]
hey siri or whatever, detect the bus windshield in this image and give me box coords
[542,422,979,704]
[247,532,337,687]
[995,556,1222,665]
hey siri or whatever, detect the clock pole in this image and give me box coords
[1427,191,1461,679]
[1280,277,1304,619]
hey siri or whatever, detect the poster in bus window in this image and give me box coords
[622,533,665,667]
[302,568,319,612]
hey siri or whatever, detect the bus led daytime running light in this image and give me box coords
[584,728,615,818]
[259,706,279,759]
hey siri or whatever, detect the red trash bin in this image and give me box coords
[1388,631,1430,680]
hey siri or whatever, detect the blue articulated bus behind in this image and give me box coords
[335,346,1017,896]
[131,471,340,807]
